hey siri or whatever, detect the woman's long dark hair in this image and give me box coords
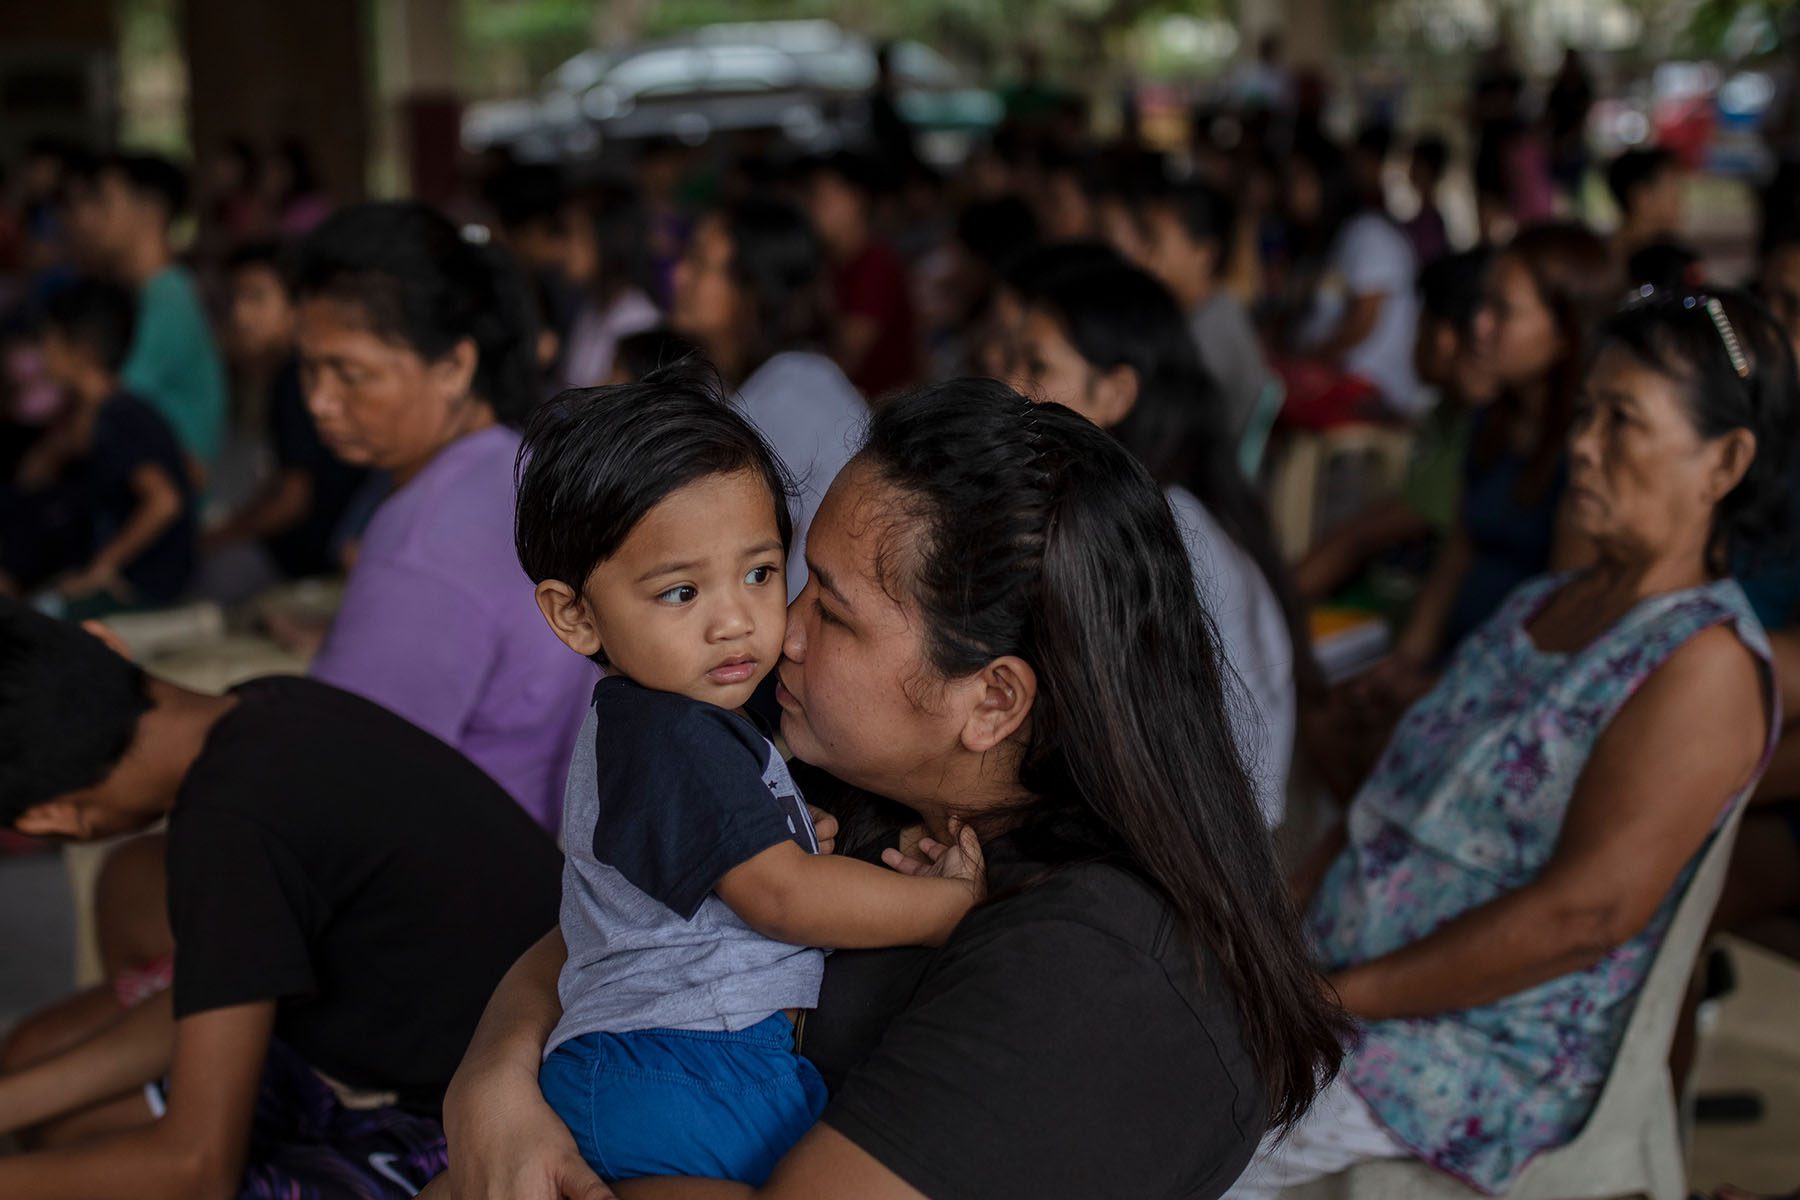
[295,201,543,427]
[719,197,829,383]
[858,379,1348,1128]
[1477,221,1619,505]
[1013,252,1324,698]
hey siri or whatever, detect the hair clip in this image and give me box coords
[1703,297,1752,379]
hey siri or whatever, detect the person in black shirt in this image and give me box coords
[431,380,1349,1200]
[3,278,195,616]
[202,241,369,594]
[0,602,560,1198]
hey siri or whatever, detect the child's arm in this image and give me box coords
[715,822,983,949]
[60,462,183,599]
[0,990,173,1137]
[0,1000,272,1200]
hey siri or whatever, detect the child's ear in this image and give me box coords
[534,580,604,659]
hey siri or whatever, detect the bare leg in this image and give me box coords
[94,833,172,979]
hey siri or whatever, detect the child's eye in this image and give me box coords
[657,585,698,605]
[745,564,775,586]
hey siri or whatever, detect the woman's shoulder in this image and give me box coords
[742,352,865,417]
[360,426,522,570]
[968,855,1208,989]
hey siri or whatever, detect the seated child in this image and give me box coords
[202,241,370,594]
[515,364,983,1185]
[9,277,194,615]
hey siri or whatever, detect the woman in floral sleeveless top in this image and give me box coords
[1231,288,1798,1198]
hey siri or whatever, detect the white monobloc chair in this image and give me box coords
[1283,798,1749,1200]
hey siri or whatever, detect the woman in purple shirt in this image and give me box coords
[293,203,595,830]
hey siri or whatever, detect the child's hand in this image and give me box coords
[57,563,129,603]
[882,818,985,900]
[807,805,838,856]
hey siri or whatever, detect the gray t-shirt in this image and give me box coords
[1189,292,1275,446]
[1166,485,1296,826]
[547,677,824,1055]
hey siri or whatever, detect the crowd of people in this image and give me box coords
[0,34,1797,1200]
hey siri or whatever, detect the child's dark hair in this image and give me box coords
[101,152,189,222]
[1607,146,1677,213]
[514,361,794,619]
[1600,288,1799,571]
[613,328,703,383]
[0,602,152,826]
[1140,179,1237,251]
[225,239,295,292]
[295,202,543,427]
[1411,134,1450,181]
[42,277,138,375]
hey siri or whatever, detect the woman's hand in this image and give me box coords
[433,931,601,1200]
[882,819,985,900]
[433,1079,615,1200]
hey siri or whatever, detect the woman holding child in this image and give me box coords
[430,376,1347,1199]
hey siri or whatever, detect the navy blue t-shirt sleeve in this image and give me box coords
[592,693,802,920]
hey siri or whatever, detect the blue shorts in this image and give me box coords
[540,1013,827,1185]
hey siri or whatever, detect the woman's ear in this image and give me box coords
[1090,364,1141,429]
[1705,427,1758,505]
[431,336,480,404]
[958,655,1037,754]
[534,579,604,659]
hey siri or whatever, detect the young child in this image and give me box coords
[1124,180,1277,449]
[202,241,369,594]
[515,365,982,1185]
[19,277,194,615]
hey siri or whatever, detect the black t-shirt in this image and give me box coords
[83,392,195,602]
[166,676,562,1115]
[264,359,369,578]
[798,782,1265,1200]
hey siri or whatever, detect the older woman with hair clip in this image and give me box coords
[297,202,596,832]
[670,198,866,596]
[1230,287,1796,1196]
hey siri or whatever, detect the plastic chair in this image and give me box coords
[1282,797,1750,1200]
[1266,424,1415,560]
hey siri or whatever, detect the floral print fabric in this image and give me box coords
[1308,573,1776,1193]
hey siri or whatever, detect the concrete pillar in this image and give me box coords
[372,0,464,206]
[181,0,370,202]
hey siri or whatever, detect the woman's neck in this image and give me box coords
[1583,536,1715,604]
[905,746,1033,844]
[392,401,497,488]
